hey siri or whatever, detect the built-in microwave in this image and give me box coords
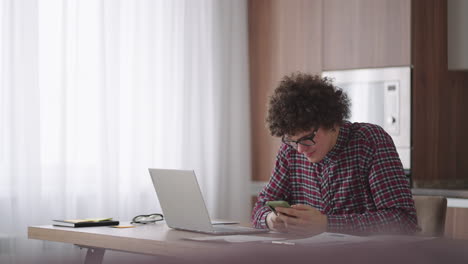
[322,67,411,172]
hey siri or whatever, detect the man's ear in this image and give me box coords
[332,124,339,132]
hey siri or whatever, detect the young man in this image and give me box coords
[251,73,419,235]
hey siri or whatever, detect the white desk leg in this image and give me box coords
[83,247,105,264]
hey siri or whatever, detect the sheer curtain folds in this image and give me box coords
[0,0,251,238]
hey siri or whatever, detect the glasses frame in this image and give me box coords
[131,213,164,224]
[282,129,318,150]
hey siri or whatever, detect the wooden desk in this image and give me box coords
[29,223,468,264]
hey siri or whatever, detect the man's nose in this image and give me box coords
[297,144,308,153]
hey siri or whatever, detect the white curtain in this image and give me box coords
[0,0,251,241]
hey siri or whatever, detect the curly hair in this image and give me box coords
[266,72,350,137]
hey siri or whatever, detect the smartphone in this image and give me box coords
[266,200,291,215]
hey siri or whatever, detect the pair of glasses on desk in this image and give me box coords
[131,213,164,224]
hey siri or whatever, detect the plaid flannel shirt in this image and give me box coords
[252,122,419,234]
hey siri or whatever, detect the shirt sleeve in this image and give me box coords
[251,144,292,229]
[327,128,419,234]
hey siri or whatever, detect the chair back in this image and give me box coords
[413,195,447,237]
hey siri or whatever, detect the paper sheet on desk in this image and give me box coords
[186,235,284,243]
[271,232,435,246]
[367,234,435,243]
[272,232,372,246]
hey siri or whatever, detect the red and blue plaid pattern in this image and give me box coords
[252,122,419,234]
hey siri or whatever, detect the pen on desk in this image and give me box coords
[328,233,345,237]
[272,241,295,246]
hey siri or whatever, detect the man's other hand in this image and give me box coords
[275,204,327,235]
[266,211,288,233]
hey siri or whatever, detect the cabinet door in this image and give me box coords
[445,207,468,239]
[323,0,411,70]
[249,0,322,183]
[411,0,468,188]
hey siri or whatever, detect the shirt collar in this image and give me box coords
[321,121,350,164]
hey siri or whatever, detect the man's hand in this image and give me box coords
[275,204,328,235]
[266,211,288,233]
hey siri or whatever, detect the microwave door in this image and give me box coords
[338,81,386,127]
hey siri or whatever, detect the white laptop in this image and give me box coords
[148,168,269,235]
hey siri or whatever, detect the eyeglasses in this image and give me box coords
[131,213,164,224]
[282,129,318,150]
